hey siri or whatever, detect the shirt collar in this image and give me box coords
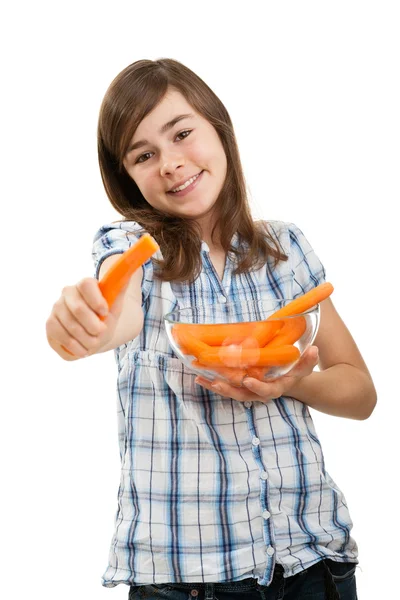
[201,233,240,254]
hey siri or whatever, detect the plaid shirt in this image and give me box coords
[92,220,358,588]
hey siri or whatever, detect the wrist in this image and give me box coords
[287,370,319,404]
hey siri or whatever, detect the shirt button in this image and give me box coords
[262,510,271,520]
[219,296,227,303]
[244,401,252,409]
[190,591,199,597]
[260,471,269,480]
[266,546,275,556]
[252,437,260,446]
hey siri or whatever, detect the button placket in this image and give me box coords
[201,251,231,301]
[245,402,275,562]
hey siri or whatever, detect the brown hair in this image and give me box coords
[97,58,287,282]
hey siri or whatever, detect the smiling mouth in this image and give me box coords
[168,171,203,193]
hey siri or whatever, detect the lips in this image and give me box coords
[168,171,203,193]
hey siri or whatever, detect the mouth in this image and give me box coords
[167,171,204,196]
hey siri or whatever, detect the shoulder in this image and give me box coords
[256,219,305,249]
[93,220,145,245]
[92,220,152,278]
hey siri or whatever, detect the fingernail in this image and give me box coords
[211,384,221,392]
[243,378,254,389]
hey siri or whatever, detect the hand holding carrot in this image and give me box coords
[46,277,118,358]
[46,233,159,359]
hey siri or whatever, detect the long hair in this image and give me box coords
[97,58,287,281]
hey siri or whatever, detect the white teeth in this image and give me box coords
[171,172,200,193]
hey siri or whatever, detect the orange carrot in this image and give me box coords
[99,234,159,311]
[198,345,300,368]
[269,282,333,320]
[236,321,283,347]
[192,360,247,386]
[172,328,210,357]
[250,321,283,346]
[251,283,332,346]
[246,367,268,381]
[266,316,307,348]
[172,321,274,346]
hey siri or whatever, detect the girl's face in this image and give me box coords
[123,88,228,228]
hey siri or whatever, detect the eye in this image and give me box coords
[176,129,192,141]
[135,152,154,164]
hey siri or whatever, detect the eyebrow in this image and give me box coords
[126,113,194,155]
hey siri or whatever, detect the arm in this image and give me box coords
[94,254,144,353]
[46,254,144,360]
[288,298,377,420]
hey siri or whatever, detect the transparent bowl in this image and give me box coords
[164,299,320,387]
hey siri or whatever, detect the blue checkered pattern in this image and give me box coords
[92,221,358,589]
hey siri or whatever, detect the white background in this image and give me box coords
[2,1,399,598]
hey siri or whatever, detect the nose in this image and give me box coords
[160,150,185,178]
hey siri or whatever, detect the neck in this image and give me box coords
[197,214,222,251]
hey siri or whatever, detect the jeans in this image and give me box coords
[128,559,357,600]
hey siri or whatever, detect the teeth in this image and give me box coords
[171,172,200,193]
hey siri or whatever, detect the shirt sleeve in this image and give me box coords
[288,223,326,299]
[91,221,154,305]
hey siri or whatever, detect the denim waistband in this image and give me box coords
[170,566,285,592]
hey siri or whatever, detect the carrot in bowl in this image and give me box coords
[172,321,272,347]
[251,283,332,346]
[198,345,300,368]
[172,328,211,358]
[266,316,307,348]
[192,360,247,386]
[269,282,333,320]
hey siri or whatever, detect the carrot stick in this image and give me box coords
[99,233,159,310]
[198,345,300,368]
[268,282,333,320]
[192,360,247,386]
[245,367,269,381]
[251,320,284,346]
[172,328,210,357]
[171,322,271,346]
[251,283,332,346]
[266,316,307,348]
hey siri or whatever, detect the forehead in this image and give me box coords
[132,89,196,139]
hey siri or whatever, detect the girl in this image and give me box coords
[46,59,376,600]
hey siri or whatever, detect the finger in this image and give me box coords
[287,346,319,376]
[46,314,92,357]
[195,376,260,403]
[242,377,283,399]
[53,298,105,350]
[76,278,109,318]
[62,287,108,336]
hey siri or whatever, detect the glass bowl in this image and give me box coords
[164,299,320,387]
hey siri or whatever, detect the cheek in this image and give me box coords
[131,170,157,198]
